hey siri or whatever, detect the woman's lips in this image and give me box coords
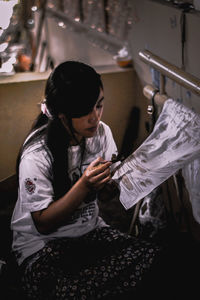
[87,125,98,133]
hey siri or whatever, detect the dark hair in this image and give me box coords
[46,61,103,118]
[16,61,103,199]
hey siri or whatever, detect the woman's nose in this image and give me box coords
[89,109,98,123]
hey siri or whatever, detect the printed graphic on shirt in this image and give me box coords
[68,164,97,224]
[71,167,95,204]
[71,171,80,184]
[66,202,96,224]
[24,178,36,194]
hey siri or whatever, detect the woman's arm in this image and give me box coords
[32,157,111,234]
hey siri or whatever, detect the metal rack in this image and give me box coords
[139,49,200,97]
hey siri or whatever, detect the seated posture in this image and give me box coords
[11,61,161,299]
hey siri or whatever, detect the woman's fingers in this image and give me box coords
[84,158,112,190]
[90,172,111,190]
[86,157,111,176]
[89,156,104,168]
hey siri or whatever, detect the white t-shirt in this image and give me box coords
[11,121,118,265]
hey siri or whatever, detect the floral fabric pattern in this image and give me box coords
[21,227,161,299]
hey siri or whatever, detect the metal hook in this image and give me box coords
[147,88,159,115]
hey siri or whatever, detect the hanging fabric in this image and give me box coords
[137,185,168,239]
[129,88,165,237]
[112,99,200,223]
[135,89,168,238]
[182,157,200,224]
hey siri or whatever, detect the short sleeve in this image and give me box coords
[102,123,118,161]
[19,151,54,212]
[101,122,120,171]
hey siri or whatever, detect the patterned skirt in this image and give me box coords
[20,227,162,300]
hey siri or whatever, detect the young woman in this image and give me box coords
[11,61,161,299]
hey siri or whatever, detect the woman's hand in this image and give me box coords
[32,157,111,234]
[81,157,112,191]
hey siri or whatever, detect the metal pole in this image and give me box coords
[139,50,200,96]
[143,84,168,106]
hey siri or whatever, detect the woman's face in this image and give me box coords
[60,88,104,144]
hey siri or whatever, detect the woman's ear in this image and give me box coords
[58,114,69,130]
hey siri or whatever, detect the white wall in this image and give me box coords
[34,11,116,72]
[46,18,115,67]
[129,0,200,112]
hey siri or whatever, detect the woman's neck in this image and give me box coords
[69,136,84,146]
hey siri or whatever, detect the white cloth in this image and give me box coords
[182,157,200,223]
[112,99,200,214]
[11,121,118,265]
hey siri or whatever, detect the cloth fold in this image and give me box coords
[182,157,200,223]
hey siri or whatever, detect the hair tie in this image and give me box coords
[41,99,53,119]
